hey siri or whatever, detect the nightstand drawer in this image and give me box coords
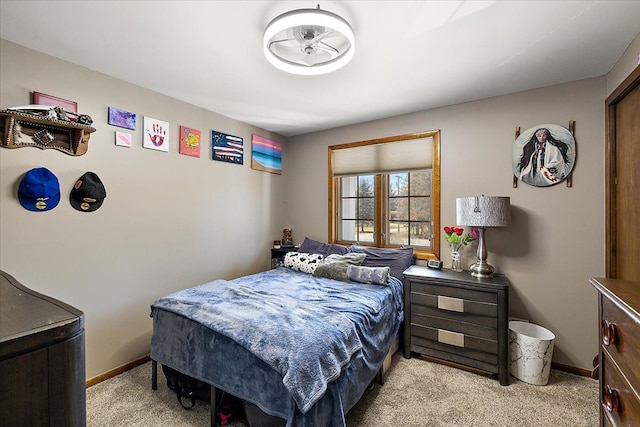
[411,281,497,305]
[602,351,640,426]
[411,310,497,340]
[411,334,498,372]
[601,297,640,393]
[411,295,498,328]
[411,324,498,355]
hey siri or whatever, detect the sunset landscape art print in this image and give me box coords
[251,134,282,174]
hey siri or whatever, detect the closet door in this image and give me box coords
[606,66,640,280]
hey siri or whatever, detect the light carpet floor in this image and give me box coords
[87,354,598,426]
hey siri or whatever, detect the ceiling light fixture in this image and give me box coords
[263,4,355,76]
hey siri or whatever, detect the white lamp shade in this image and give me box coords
[456,196,511,227]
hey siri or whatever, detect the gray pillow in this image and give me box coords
[348,245,414,280]
[347,265,390,285]
[324,253,367,265]
[298,237,349,258]
[312,253,366,282]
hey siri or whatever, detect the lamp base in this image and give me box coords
[469,261,495,279]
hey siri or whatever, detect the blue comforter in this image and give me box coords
[151,267,403,423]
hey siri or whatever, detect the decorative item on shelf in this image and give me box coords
[273,240,281,249]
[443,226,479,272]
[0,107,96,156]
[456,196,511,278]
[263,4,355,75]
[33,91,77,113]
[281,228,294,247]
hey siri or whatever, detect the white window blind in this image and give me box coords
[332,137,433,176]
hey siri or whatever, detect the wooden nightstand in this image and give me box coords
[402,265,510,385]
[270,246,298,269]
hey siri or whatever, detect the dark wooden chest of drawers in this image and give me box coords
[590,277,640,427]
[403,265,510,385]
[0,270,86,426]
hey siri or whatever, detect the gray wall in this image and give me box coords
[607,32,640,93]
[287,77,607,370]
[0,39,287,378]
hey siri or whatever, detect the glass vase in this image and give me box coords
[451,249,463,272]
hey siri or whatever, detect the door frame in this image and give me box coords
[605,65,640,277]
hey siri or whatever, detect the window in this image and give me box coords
[328,131,441,260]
[387,170,432,247]
[339,175,375,243]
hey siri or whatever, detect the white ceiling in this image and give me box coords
[1,1,639,137]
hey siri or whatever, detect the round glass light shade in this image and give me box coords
[263,7,355,75]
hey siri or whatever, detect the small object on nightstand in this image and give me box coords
[427,259,443,270]
[273,240,281,249]
[282,228,293,247]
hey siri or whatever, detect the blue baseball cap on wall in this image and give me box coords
[18,167,61,212]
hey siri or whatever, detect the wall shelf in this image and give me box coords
[0,109,96,156]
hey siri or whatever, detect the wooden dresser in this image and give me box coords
[0,270,86,426]
[590,278,640,427]
[403,265,510,385]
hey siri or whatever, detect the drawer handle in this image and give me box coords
[438,329,465,347]
[603,385,620,413]
[438,295,464,312]
[602,320,618,346]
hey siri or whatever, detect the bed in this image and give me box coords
[149,242,411,426]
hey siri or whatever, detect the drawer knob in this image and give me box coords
[603,385,620,413]
[602,320,618,346]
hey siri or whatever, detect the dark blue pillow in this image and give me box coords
[348,245,415,280]
[298,237,349,258]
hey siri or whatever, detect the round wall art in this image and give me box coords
[512,124,576,187]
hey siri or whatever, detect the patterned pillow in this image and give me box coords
[283,252,324,274]
[347,265,390,285]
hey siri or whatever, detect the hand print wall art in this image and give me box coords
[143,116,169,152]
[179,125,201,157]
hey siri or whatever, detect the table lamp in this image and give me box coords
[456,196,511,278]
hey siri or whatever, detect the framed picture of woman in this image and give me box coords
[512,124,576,187]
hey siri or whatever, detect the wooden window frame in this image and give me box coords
[328,131,441,260]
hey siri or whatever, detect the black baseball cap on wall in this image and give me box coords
[70,172,106,212]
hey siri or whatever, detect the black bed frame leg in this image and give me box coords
[151,360,158,390]
[211,385,219,426]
